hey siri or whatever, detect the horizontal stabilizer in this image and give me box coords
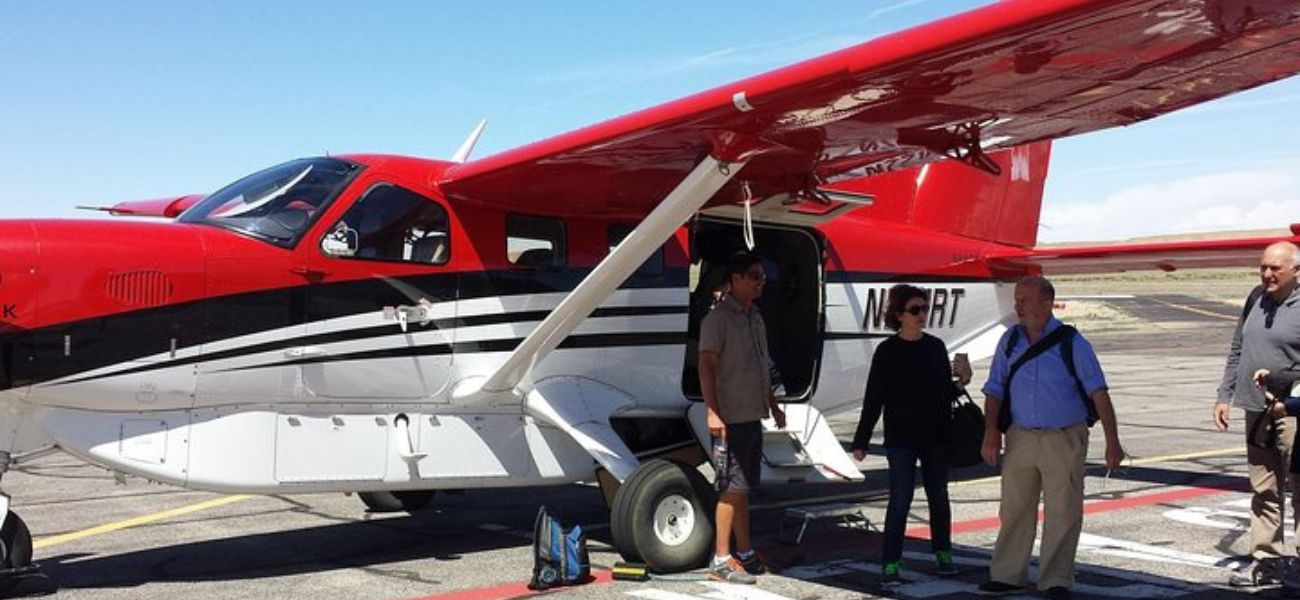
[86,195,206,219]
[992,227,1300,275]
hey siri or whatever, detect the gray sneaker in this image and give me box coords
[1230,561,1282,588]
[708,557,758,584]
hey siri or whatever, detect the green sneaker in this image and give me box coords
[881,561,903,588]
[936,550,958,576]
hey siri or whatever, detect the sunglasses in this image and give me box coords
[903,304,930,315]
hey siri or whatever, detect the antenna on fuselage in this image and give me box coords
[451,119,488,163]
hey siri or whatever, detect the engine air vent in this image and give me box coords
[106,270,173,307]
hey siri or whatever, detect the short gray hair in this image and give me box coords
[1017,275,1056,301]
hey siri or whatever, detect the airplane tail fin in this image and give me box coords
[828,141,1052,248]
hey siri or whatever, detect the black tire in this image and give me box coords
[0,511,31,569]
[358,490,435,513]
[610,459,715,573]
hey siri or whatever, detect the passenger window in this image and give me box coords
[507,214,566,269]
[323,184,450,264]
[608,225,664,278]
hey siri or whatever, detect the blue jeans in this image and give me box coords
[883,445,952,563]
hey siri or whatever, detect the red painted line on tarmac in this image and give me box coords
[406,478,1247,600]
[907,477,1248,539]
[406,571,613,600]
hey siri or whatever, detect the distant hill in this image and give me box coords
[1045,227,1292,247]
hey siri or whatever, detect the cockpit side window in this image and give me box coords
[323,183,450,265]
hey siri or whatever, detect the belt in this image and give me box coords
[1014,422,1085,432]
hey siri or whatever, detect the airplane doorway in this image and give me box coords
[681,219,824,402]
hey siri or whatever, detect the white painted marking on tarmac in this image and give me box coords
[777,549,1198,598]
[698,582,801,599]
[628,583,801,600]
[1059,295,1136,299]
[1078,532,1247,570]
[628,589,709,600]
[1162,506,1258,531]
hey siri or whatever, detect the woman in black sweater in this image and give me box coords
[851,284,968,587]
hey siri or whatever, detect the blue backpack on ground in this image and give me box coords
[527,505,591,590]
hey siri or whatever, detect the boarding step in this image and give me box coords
[761,431,813,467]
[779,501,876,545]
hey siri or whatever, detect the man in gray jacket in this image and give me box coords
[1214,241,1300,586]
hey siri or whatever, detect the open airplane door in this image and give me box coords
[686,403,863,484]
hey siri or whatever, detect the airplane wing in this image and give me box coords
[991,226,1300,275]
[441,0,1300,219]
[444,0,1300,398]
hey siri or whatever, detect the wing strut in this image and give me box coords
[458,154,747,400]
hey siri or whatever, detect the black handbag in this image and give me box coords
[948,389,985,468]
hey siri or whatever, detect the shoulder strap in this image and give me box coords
[1057,326,1100,426]
[1059,325,1079,381]
[1008,326,1074,378]
[996,325,1075,432]
[1003,326,1021,359]
[1243,284,1265,322]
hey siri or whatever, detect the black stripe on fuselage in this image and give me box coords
[218,331,689,373]
[822,332,893,341]
[2,267,688,390]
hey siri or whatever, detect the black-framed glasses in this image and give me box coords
[904,304,930,315]
[744,270,766,281]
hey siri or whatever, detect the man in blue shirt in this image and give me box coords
[977,276,1125,600]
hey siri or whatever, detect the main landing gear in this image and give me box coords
[610,459,716,573]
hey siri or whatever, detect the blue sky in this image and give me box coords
[3,0,1299,242]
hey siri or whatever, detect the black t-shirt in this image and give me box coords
[851,333,956,450]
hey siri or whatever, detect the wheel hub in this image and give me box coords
[652,494,696,547]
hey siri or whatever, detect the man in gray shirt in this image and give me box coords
[699,251,785,584]
[1214,241,1300,586]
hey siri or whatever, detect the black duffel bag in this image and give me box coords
[948,389,985,468]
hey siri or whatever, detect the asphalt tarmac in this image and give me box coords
[2,291,1284,600]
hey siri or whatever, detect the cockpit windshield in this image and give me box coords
[178,158,360,247]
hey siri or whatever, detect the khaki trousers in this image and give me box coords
[989,423,1088,590]
[1246,412,1298,559]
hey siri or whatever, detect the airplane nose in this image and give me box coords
[0,222,39,391]
[0,222,38,332]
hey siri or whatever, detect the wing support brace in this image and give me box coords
[457,153,748,401]
[898,120,1001,176]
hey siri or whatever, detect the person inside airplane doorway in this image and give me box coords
[850,284,970,588]
[698,251,786,585]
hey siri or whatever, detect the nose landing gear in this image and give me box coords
[0,451,47,596]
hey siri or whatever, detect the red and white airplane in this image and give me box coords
[2,0,1300,576]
